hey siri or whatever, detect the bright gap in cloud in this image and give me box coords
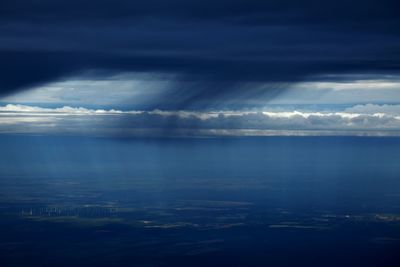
[2,74,400,109]
[1,73,400,136]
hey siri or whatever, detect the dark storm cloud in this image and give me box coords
[1,0,400,105]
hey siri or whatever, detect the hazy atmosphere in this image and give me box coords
[1,1,400,266]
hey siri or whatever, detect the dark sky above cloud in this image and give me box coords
[1,0,400,107]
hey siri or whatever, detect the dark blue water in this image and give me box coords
[0,136,400,266]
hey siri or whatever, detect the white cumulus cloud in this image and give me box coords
[1,104,400,136]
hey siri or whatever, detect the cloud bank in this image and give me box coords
[1,104,400,137]
[1,0,400,108]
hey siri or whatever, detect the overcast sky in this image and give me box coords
[1,0,400,136]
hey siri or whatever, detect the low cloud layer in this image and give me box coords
[1,104,400,137]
